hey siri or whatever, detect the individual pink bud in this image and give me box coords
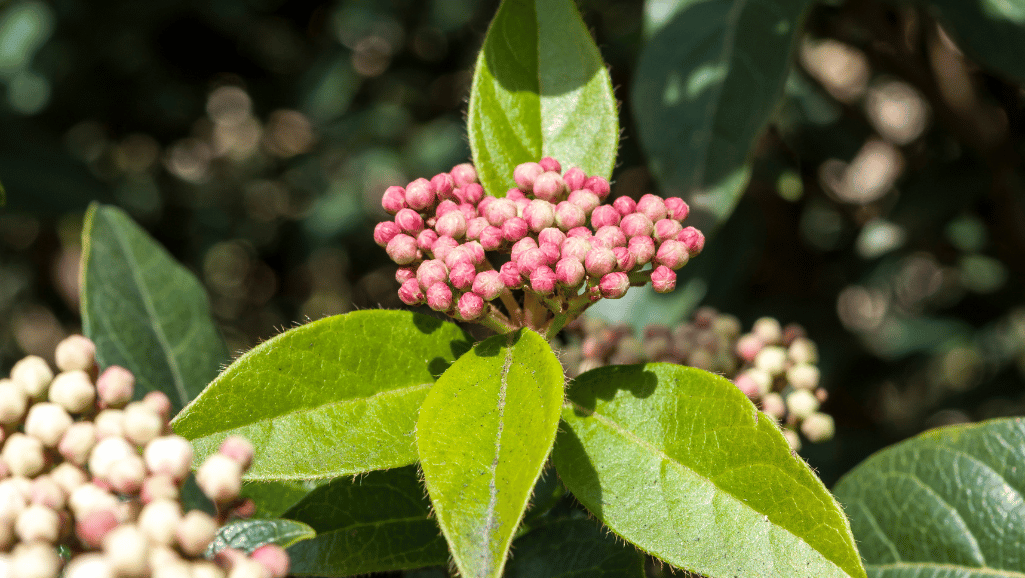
[564,167,586,191]
[533,171,567,202]
[636,194,668,222]
[196,454,243,503]
[568,189,600,215]
[555,258,585,287]
[444,246,473,270]
[217,437,255,470]
[426,283,454,311]
[594,225,626,248]
[449,262,477,291]
[143,436,193,482]
[539,242,560,265]
[109,454,147,494]
[30,477,65,510]
[585,246,616,277]
[502,217,528,242]
[458,202,477,221]
[76,508,118,548]
[398,279,424,305]
[415,229,438,253]
[677,226,705,255]
[665,197,690,221]
[499,262,523,288]
[620,213,654,238]
[431,236,458,262]
[470,270,503,301]
[479,226,504,251]
[386,234,419,265]
[555,201,586,230]
[251,544,291,578]
[394,208,425,235]
[381,186,406,214]
[628,235,656,264]
[435,210,468,239]
[374,221,402,247]
[514,162,544,190]
[517,248,548,277]
[432,173,456,200]
[95,366,134,408]
[560,236,591,262]
[145,390,172,421]
[523,199,556,231]
[476,194,493,212]
[538,227,566,247]
[417,260,449,291]
[613,247,636,271]
[140,474,178,504]
[484,198,517,226]
[56,335,97,372]
[651,265,677,293]
[462,183,485,205]
[456,292,485,320]
[654,218,684,243]
[530,266,556,294]
[59,422,96,466]
[655,239,689,269]
[584,176,611,199]
[539,157,561,173]
[510,237,538,262]
[612,196,636,217]
[506,187,526,201]
[736,334,764,363]
[404,178,435,211]
[599,272,630,298]
[465,217,489,240]
[566,226,592,239]
[451,163,477,186]
[435,199,459,218]
[590,205,620,228]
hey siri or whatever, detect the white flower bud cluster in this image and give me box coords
[561,307,835,450]
[0,335,289,578]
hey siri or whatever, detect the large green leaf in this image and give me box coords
[505,518,644,577]
[633,0,810,231]
[468,0,618,197]
[833,418,1025,578]
[241,480,327,519]
[554,364,865,578]
[172,310,472,480]
[283,466,449,576]
[81,203,229,414]
[417,329,564,578]
[206,518,315,556]
[926,0,1025,85]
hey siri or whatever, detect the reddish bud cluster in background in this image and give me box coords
[0,336,288,578]
[374,158,704,336]
[560,308,835,450]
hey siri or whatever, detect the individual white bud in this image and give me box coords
[754,346,788,377]
[138,498,182,545]
[10,355,53,399]
[54,334,96,372]
[192,561,228,578]
[175,510,218,556]
[15,504,60,543]
[58,422,97,466]
[788,337,818,365]
[786,389,821,419]
[29,476,66,510]
[0,380,28,426]
[143,436,193,481]
[103,524,150,577]
[123,402,164,447]
[0,553,9,578]
[89,437,136,481]
[152,561,193,578]
[49,463,88,495]
[228,558,269,578]
[48,370,96,414]
[95,366,135,408]
[109,455,147,494]
[760,392,786,421]
[787,363,820,390]
[196,454,243,503]
[783,428,802,452]
[24,402,74,447]
[11,540,61,578]
[752,317,783,345]
[742,368,773,397]
[801,412,836,443]
[63,553,113,578]
[69,483,119,518]
[2,433,46,477]
[0,479,28,522]
[141,474,179,504]
[142,392,172,421]
[147,544,182,569]
[94,409,125,439]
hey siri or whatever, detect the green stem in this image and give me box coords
[498,288,522,324]
[477,304,518,334]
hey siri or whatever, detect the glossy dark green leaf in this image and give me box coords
[417,329,564,578]
[241,480,327,519]
[468,0,618,198]
[554,364,865,578]
[80,203,229,414]
[206,518,315,556]
[284,466,449,576]
[926,0,1025,85]
[505,518,644,578]
[633,0,810,230]
[834,418,1025,578]
[172,310,472,480]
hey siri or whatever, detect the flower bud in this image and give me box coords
[462,183,485,205]
[196,454,243,503]
[415,260,449,291]
[735,334,764,363]
[783,429,802,451]
[787,364,820,390]
[471,271,503,301]
[404,178,435,211]
[175,510,218,557]
[69,483,118,518]
[93,410,125,440]
[75,509,119,549]
[539,157,561,173]
[584,176,610,199]
[653,219,683,244]
[55,335,97,372]
[537,227,565,247]
[677,226,705,255]
[10,355,53,399]
[451,163,477,187]
[381,186,406,214]
[143,436,193,481]
[594,225,626,248]
[532,172,566,202]
[139,498,182,545]
[464,217,488,241]
[95,366,135,408]
[12,540,61,578]
[612,247,636,272]
[509,238,537,264]
[555,258,585,287]
[599,272,630,299]
[0,480,27,522]
[664,197,690,221]
[568,189,600,214]
[554,201,586,230]
[104,524,150,577]
[620,213,654,238]
[514,162,544,190]
[522,200,556,232]
[563,167,586,191]
[432,173,455,200]
[50,463,87,496]
[590,205,620,228]
[123,402,164,447]
[479,226,504,251]
[650,265,676,293]
[736,368,772,397]
[529,266,557,294]
[612,196,636,217]
[29,476,65,510]
[435,199,459,218]
[393,268,415,286]
[636,194,668,222]
[484,198,516,227]
[801,412,835,442]
[385,234,418,265]
[584,247,616,277]
[517,248,548,277]
[752,317,783,344]
[449,262,476,291]
[786,389,820,419]
[761,392,786,421]
[502,217,528,242]
[89,437,135,481]
[431,236,459,262]
[457,292,485,320]
[373,221,401,247]
[426,283,454,311]
[435,210,467,239]
[64,553,113,578]
[788,338,818,365]
[3,434,46,478]
[560,236,591,262]
[0,380,28,425]
[394,208,425,236]
[457,202,477,220]
[655,239,689,270]
[499,262,522,289]
[627,236,656,265]
[58,422,97,466]
[48,370,96,414]
[15,504,60,543]
[566,226,592,238]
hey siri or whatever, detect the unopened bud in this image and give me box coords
[568,189,600,214]
[479,225,504,251]
[653,219,683,244]
[2,433,46,477]
[95,366,135,408]
[404,178,435,211]
[430,236,459,263]
[584,176,610,198]
[584,247,616,277]
[612,247,636,272]
[29,477,65,510]
[655,240,689,270]
[555,258,585,287]
[560,237,591,262]
[612,196,636,217]
[141,475,179,504]
[787,364,820,390]
[11,540,61,578]
[0,380,28,425]
[530,266,557,294]
[636,194,668,222]
[457,292,485,321]
[599,272,630,299]
[449,262,477,291]
[801,412,835,442]
[523,201,556,232]
[436,210,467,239]
[386,234,419,265]
[590,205,620,228]
[175,510,218,557]
[754,346,788,377]
[58,422,97,466]
[64,553,114,578]
[752,317,783,344]
[416,260,449,291]
[499,262,523,289]
[761,393,786,421]
[89,437,135,481]
[252,544,291,578]
[431,173,455,200]
[451,163,477,187]
[104,524,150,577]
[109,454,147,494]
[69,483,118,518]
[55,335,97,372]
[394,208,425,236]
[788,338,818,365]
[735,334,764,363]
[735,369,772,398]
[461,183,485,205]
[10,355,53,399]
[533,172,567,202]
[538,157,561,173]
[50,463,87,496]
[554,201,586,230]
[664,197,690,221]
[471,271,504,301]
[139,498,182,545]
[786,389,820,419]
[566,226,592,239]
[381,186,406,214]
[627,235,656,265]
[650,265,677,293]
[48,370,96,414]
[514,162,544,190]
[594,226,626,249]
[620,213,654,239]
[196,454,243,503]
[502,217,528,242]
[373,221,401,247]
[143,436,193,481]
[677,226,705,255]
[426,283,454,311]
[15,504,60,543]
[484,198,517,227]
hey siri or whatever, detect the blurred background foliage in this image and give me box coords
[0,0,1023,506]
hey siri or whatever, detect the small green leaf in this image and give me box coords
[505,518,644,577]
[172,310,471,480]
[633,0,810,230]
[468,0,618,198]
[926,0,1025,85]
[283,466,449,576]
[554,364,865,578]
[206,519,315,556]
[80,203,229,414]
[834,417,1025,578]
[417,329,564,578]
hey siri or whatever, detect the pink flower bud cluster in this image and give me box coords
[0,335,288,578]
[374,159,703,333]
[560,308,834,450]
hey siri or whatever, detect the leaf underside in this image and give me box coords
[206,518,315,556]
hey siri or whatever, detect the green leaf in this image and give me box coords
[926,0,1025,85]
[416,329,564,578]
[505,518,644,578]
[632,0,810,230]
[554,364,865,578]
[833,418,1025,578]
[172,310,471,480]
[468,0,618,198]
[241,479,327,519]
[206,518,315,556]
[80,203,229,415]
[283,466,449,576]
